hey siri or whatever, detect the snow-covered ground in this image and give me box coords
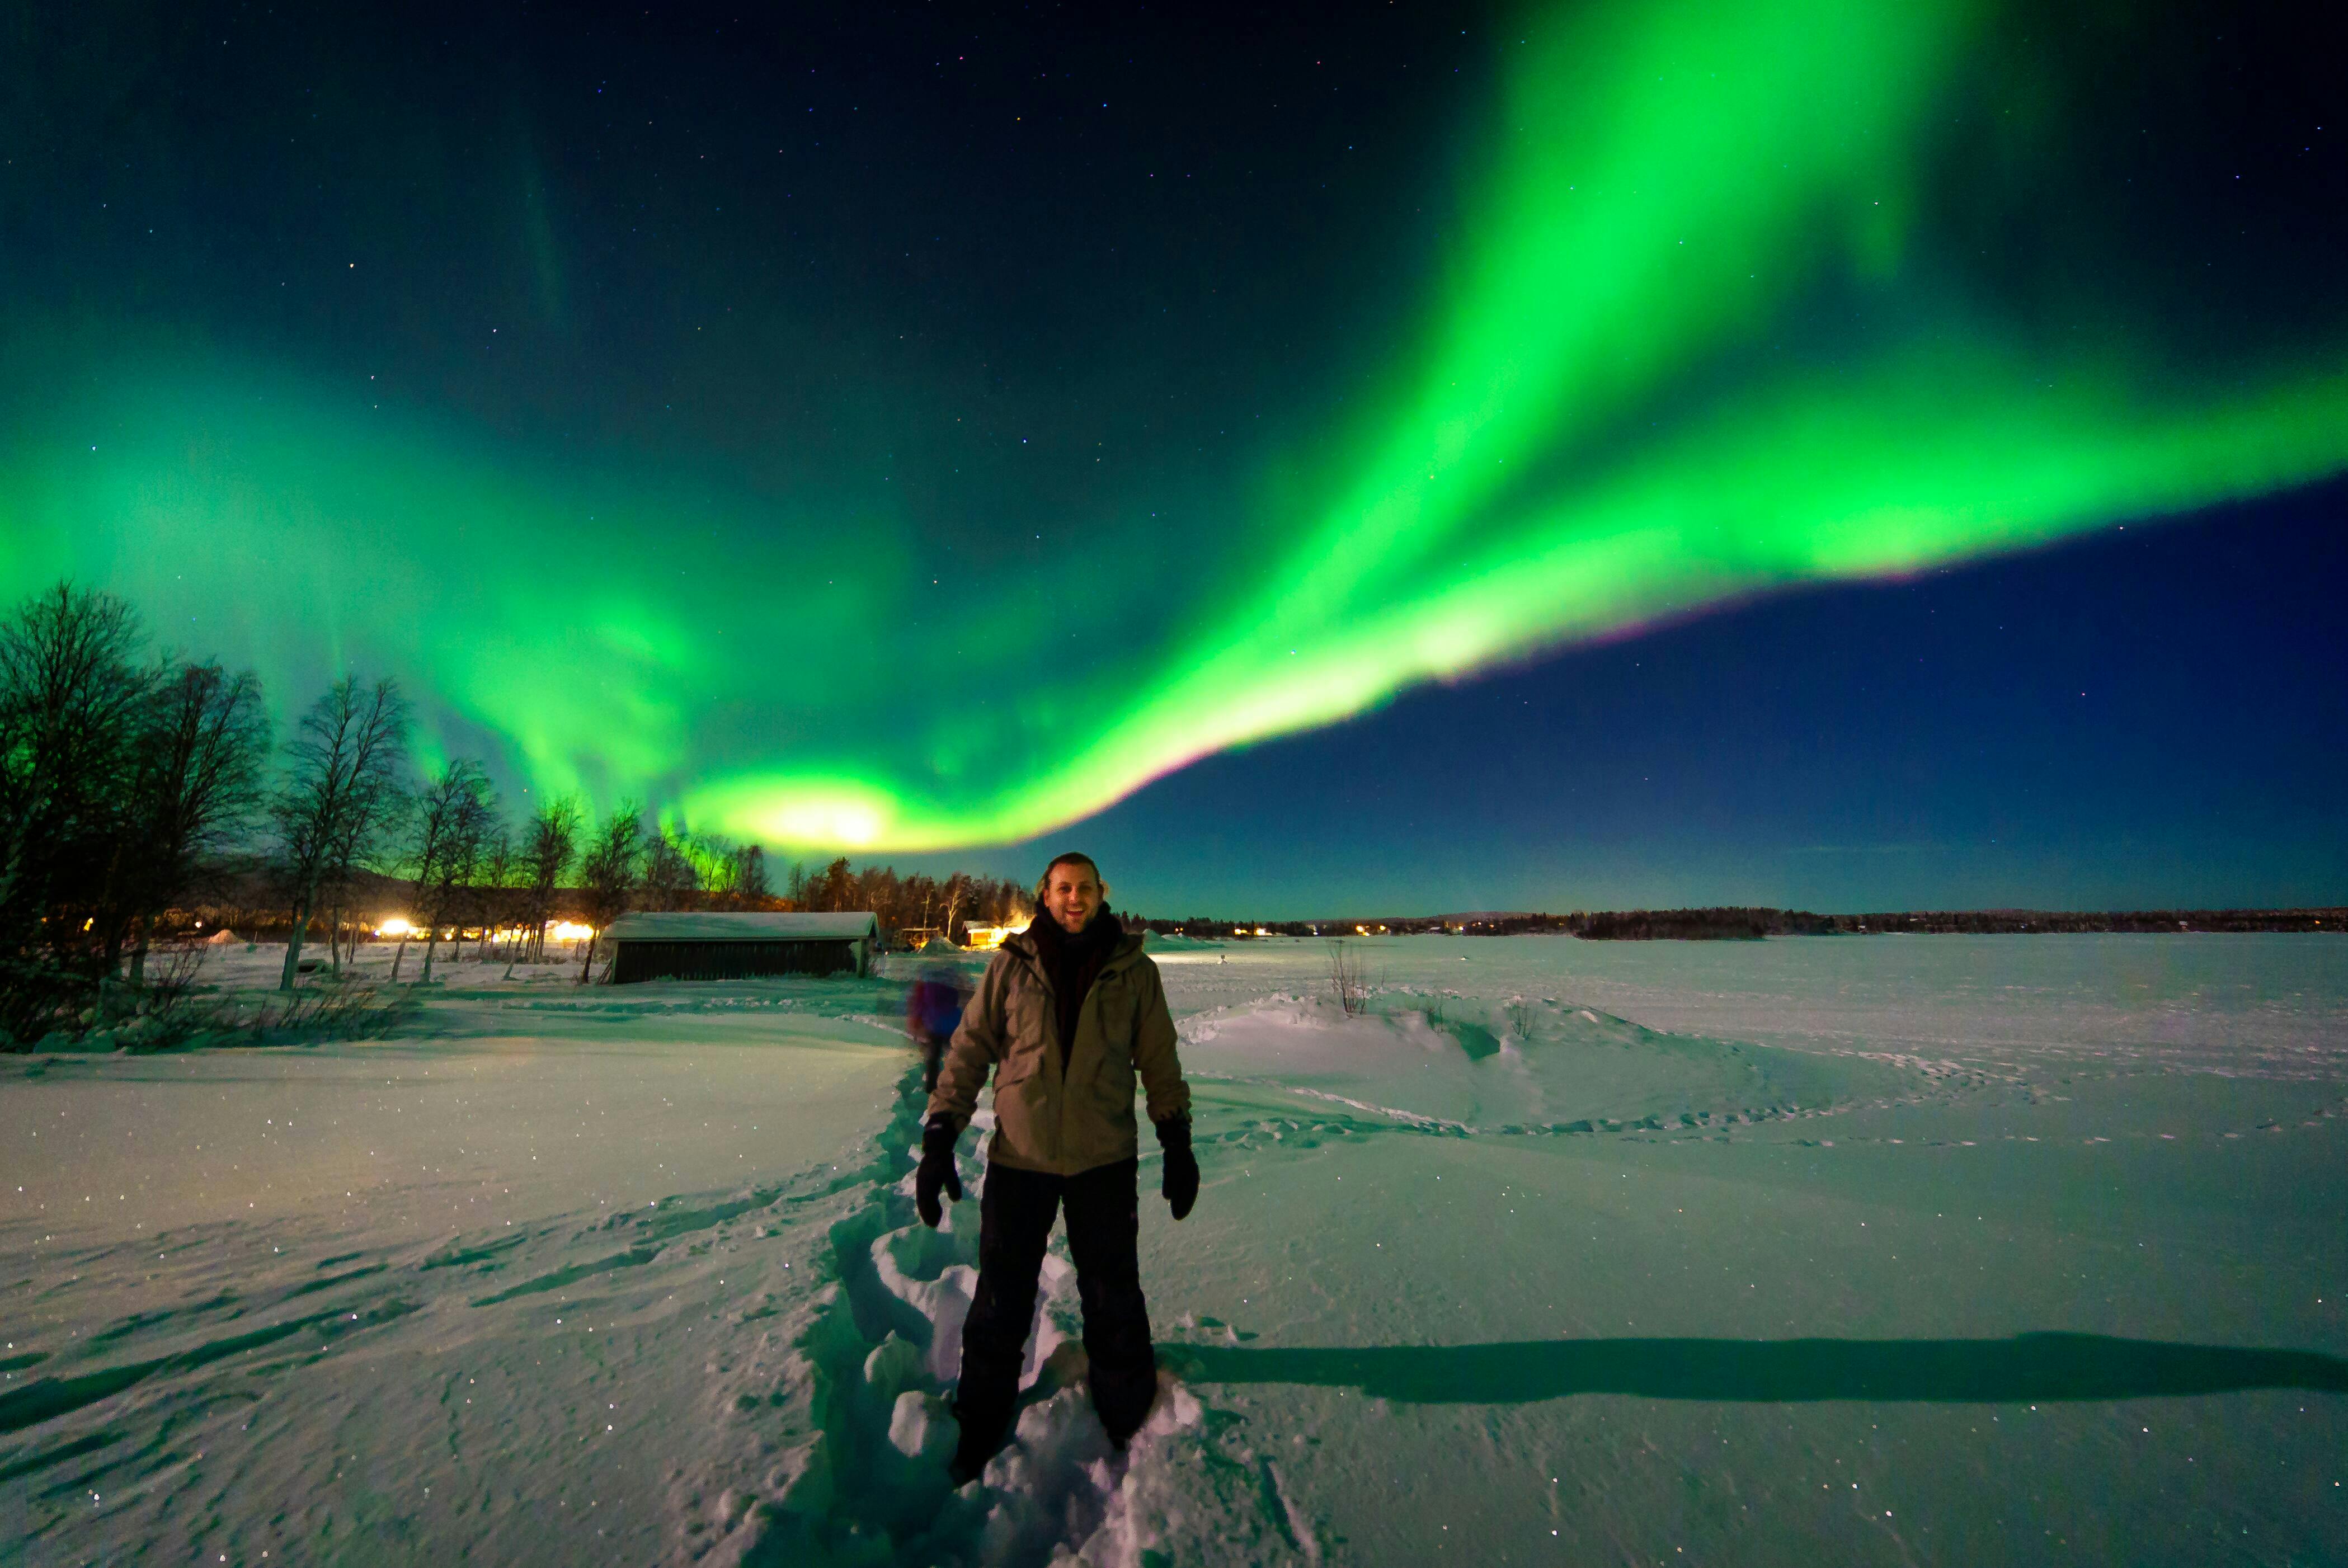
[4,934,2345,1565]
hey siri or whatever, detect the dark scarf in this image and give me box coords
[1025,908,1123,1067]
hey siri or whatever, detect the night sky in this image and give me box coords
[4,0,2344,914]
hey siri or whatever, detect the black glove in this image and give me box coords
[916,1114,963,1228]
[1156,1115,1198,1221]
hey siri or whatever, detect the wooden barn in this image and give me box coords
[601,911,878,983]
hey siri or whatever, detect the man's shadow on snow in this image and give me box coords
[1171,1333,2348,1403]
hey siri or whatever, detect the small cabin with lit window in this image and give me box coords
[601,911,877,982]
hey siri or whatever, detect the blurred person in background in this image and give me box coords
[905,959,972,1093]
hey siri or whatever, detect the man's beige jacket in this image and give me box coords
[926,926,1191,1176]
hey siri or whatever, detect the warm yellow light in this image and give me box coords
[549,921,596,942]
[378,917,416,938]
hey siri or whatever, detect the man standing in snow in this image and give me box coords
[915,851,1199,1480]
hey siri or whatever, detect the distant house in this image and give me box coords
[602,911,878,983]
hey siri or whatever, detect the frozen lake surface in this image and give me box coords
[3,935,2344,1564]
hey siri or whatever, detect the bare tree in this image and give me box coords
[0,585,153,1038]
[855,864,901,934]
[515,794,582,963]
[475,823,516,961]
[801,856,853,914]
[901,872,938,933]
[1326,940,1371,1016]
[417,769,495,985]
[938,870,971,940]
[697,833,739,910]
[685,835,771,913]
[390,760,486,982]
[319,710,410,980]
[735,843,771,908]
[641,827,699,912]
[575,803,644,982]
[123,662,271,985]
[271,677,410,991]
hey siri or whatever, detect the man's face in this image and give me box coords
[1042,863,1102,934]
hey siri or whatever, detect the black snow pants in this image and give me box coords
[953,1155,1157,1455]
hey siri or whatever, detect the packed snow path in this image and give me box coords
[690,1066,1315,1567]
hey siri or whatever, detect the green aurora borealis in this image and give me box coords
[6,0,2346,854]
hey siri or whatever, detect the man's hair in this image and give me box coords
[1035,851,1104,902]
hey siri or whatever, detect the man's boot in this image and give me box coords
[949,1391,1013,1484]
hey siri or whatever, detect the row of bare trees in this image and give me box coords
[0,583,719,1040]
[787,858,1029,941]
[1,580,1039,1043]
[364,776,784,985]
[1,585,274,1042]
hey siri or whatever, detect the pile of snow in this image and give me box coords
[1177,991,1919,1132]
[1141,932,1224,950]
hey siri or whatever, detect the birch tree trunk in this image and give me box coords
[279,887,315,991]
[127,910,157,987]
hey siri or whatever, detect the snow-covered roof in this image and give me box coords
[603,911,877,943]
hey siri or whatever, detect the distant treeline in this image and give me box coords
[1801,907,2344,936]
[1132,907,2345,941]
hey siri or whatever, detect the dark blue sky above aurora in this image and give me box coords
[1040,485,2348,916]
[3,0,2344,916]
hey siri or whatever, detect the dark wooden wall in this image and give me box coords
[609,939,858,983]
